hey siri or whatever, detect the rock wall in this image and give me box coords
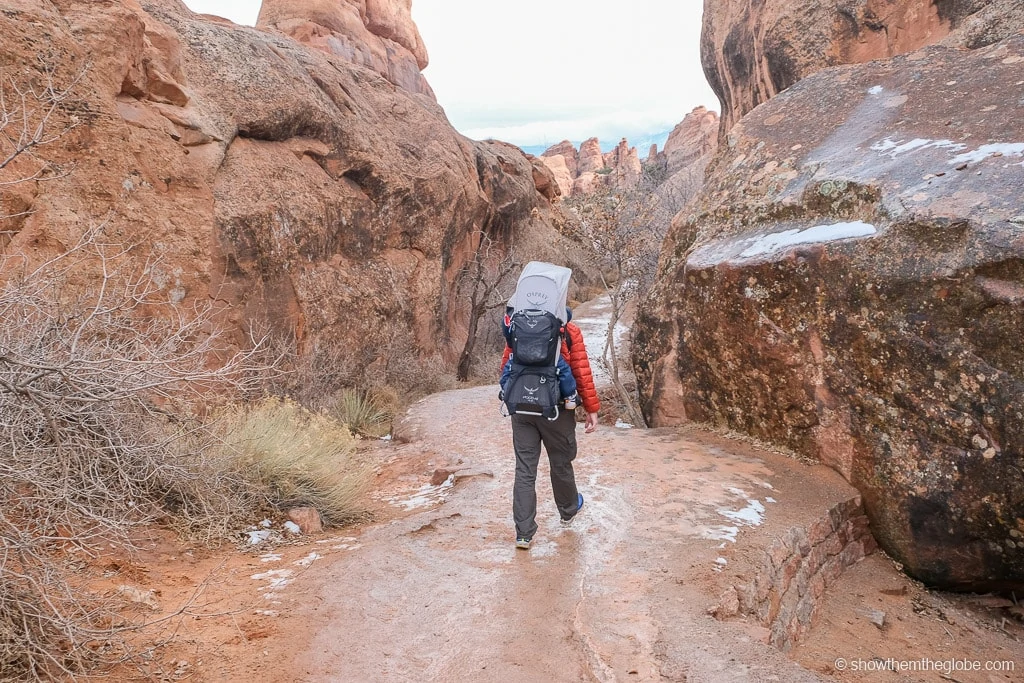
[0,0,579,378]
[702,0,1024,139]
[636,36,1024,592]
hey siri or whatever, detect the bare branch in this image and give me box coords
[454,227,519,381]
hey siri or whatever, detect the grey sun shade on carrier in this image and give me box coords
[509,261,572,321]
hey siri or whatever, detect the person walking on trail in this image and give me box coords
[499,305,600,550]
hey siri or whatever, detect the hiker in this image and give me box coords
[499,262,600,550]
[499,305,579,410]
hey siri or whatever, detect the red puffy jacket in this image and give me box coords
[499,321,600,414]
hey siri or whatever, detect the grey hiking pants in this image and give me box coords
[511,408,579,540]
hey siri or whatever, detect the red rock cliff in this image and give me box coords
[702,0,1024,139]
[0,0,581,377]
[638,33,1024,591]
[257,0,433,98]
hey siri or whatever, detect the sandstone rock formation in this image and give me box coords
[604,138,642,188]
[539,137,643,197]
[637,36,1024,592]
[652,106,719,210]
[576,137,606,175]
[0,0,582,382]
[257,0,433,97]
[542,140,579,177]
[536,153,573,199]
[702,0,1024,138]
[663,107,719,175]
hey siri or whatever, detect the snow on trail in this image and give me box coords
[570,293,628,390]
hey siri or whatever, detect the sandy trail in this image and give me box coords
[293,385,833,682]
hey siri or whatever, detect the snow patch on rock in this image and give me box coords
[948,142,1024,165]
[737,221,877,259]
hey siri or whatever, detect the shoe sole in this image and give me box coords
[515,540,531,549]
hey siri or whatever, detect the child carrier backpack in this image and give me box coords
[502,262,572,420]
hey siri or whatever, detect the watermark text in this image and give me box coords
[834,657,1015,676]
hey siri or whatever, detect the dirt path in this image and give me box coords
[270,383,823,682]
[136,297,1020,682]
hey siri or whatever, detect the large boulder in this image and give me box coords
[702,0,1024,138]
[0,0,579,378]
[636,36,1024,592]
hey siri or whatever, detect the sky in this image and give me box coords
[180,1,718,148]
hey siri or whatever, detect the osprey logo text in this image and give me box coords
[525,290,549,306]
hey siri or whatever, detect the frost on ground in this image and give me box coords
[718,498,766,526]
[314,535,364,551]
[703,486,768,544]
[294,552,322,567]
[251,568,294,599]
[386,474,455,511]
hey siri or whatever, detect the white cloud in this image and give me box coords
[182,1,719,147]
[464,107,694,147]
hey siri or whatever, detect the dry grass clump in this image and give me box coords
[217,398,370,526]
[329,388,392,439]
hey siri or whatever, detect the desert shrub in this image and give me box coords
[0,227,272,679]
[329,388,392,438]
[258,333,372,412]
[216,398,370,526]
[380,334,461,400]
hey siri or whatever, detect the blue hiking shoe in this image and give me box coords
[515,536,532,549]
[561,493,584,525]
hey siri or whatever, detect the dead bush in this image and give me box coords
[0,226,271,679]
[257,333,371,412]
